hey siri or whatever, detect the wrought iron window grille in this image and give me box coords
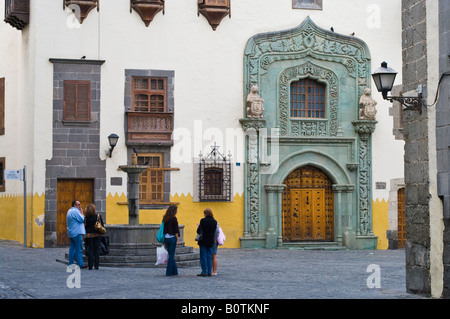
[198,143,232,202]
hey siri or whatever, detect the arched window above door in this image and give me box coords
[290,78,326,119]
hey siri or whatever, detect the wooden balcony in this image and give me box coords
[64,0,99,24]
[198,0,230,31]
[126,111,173,146]
[130,0,165,27]
[4,0,29,30]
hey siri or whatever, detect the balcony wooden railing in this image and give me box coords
[126,111,173,145]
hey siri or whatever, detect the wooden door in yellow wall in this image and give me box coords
[397,187,406,248]
[57,179,94,246]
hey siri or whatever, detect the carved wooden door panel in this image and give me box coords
[397,187,406,248]
[283,166,333,242]
[57,179,94,246]
[290,189,325,241]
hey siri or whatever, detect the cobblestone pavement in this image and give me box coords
[0,239,428,300]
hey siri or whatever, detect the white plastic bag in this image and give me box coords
[155,245,168,265]
[217,227,226,246]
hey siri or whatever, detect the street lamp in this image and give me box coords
[371,62,423,113]
[106,133,119,158]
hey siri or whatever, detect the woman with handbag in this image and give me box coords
[84,203,105,270]
[163,205,180,276]
[196,208,217,277]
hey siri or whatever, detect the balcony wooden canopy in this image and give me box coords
[64,0,99,24]
[4,0,30,30]
[198,0,231,31]
[130,0,165,27]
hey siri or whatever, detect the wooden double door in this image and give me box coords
[397,187,406,248]
[57,179,94,246]
[282,166,334,242]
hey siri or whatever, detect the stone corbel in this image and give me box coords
[130,0,165,27]
[352,120,377,140]
[64,0,99,24]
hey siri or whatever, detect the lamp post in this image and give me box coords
[371,62,423,113]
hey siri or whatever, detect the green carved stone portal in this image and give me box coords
[240,17,378,249]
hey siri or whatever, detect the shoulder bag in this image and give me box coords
[95,214,106,234]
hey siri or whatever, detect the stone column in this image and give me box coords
[352,120,377,237]
[239,118,266,240]
[119,165,148,226]
[333,184,355,248]
[264,184,286,249]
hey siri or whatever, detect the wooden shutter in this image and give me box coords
[138,153,164,204]
[63,81,91,121]
[0,78,4,135]
[0,157,5,192]
[132,77,166,112]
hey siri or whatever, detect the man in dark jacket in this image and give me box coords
[197,208,217,276]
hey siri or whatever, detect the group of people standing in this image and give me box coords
[66,200,105,270]
[67,200,221,275]
[162,205,221,277]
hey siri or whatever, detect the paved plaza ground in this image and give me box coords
[0,239,432,316]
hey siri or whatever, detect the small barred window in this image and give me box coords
[290,79,326,119]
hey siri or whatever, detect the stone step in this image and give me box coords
[100,259,201,269]
[106,244,194,256]
[97,251,200,264]
[278,241,347,250]
[61,244,200,268]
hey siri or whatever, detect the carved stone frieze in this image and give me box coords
[245,17,370,87]
[264,184,286,193]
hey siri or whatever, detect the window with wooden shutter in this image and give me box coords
[63,81,91,121]
[0,78,4,135]
[132,77,166,112]
[138,153,164,204]
[204,168,223,196]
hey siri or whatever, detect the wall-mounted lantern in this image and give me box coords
[371,62,424,114]
[198,0,231,31]
[106,134,119,158]
[64,0,99,24]
[130,0,165,27]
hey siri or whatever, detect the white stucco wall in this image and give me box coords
[1,0,403,200]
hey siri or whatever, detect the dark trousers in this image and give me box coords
[85,236,101,270]
[199,244,213,275]
[164,236,178,276]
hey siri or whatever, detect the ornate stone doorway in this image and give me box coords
[282,166,334,242]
